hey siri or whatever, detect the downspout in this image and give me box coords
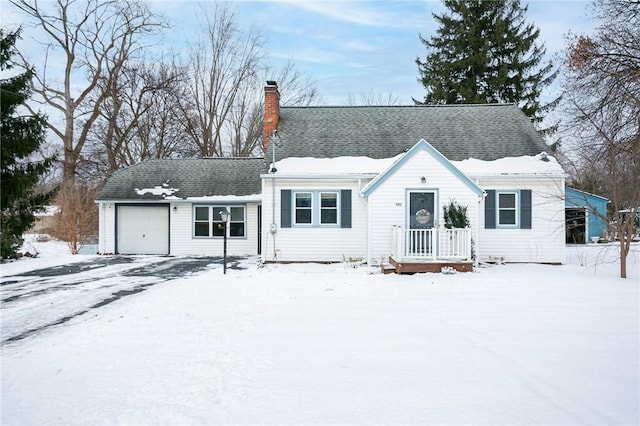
[270,131,278,261]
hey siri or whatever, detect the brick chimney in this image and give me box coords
[263,81,280,152]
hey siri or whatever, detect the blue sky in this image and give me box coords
[155,0,595,105]
[2,0,594,106]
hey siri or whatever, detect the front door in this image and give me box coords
[408,191,436,256]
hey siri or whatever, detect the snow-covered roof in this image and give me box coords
[268,152,565,178]
[268,155,402,176]
[453,152,565,177]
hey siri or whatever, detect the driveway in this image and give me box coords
[0,255,250,345]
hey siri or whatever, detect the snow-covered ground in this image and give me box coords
[1,237,638,425]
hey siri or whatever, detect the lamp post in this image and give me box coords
[220,208,230,274]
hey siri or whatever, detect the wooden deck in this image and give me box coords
[384,257,473,274]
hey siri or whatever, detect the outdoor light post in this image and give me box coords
[220,208,230,274]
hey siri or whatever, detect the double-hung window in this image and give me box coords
[295,192,312,224]
[291,191,341,226]
[320,192,338,225]
[484,189,531,229]
[497,192,518,226]
[193,206,245,238]
[281,189,352,229]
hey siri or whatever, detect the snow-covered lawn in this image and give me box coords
[1,238,638,425]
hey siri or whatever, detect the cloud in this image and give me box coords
[274,0,424,28]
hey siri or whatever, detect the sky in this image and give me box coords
[1,0,596,106]
[156,0,595,105]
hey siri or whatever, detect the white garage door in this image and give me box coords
[117,205,169,255]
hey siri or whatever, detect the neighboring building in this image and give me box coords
[30,206,60,234]
[565,188,609,244]
[96,82,567,270]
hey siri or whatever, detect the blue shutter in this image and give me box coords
[485,190,496,229]
[341,190,352,228]
[520,189,532,229]
[281,189,291,228]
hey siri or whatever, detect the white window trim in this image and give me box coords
[291,190,341,227]
[294,192,313,226]
[319,191,339,225]
[496,191,519,228]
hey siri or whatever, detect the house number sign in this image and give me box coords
[415,208,431,225]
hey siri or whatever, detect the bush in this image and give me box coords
[443,201,469,229]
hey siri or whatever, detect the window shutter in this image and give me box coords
[485,190,496,229]
[281,189,291,228]
[520,189,532,229]
[341,190,352,228]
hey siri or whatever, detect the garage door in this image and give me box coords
[117,205,169,254]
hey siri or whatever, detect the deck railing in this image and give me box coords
[391,226,472,262]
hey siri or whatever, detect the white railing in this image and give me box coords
[391,226,471,261]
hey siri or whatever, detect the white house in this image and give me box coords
[96,82,566,271]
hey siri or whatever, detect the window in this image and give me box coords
[194,206,211,237]
[281,189,351,229]
[193,205,245,238]
[484,190,531,229]
[498,192,517,226]
[320,192,338,224]
[295,192,312,224]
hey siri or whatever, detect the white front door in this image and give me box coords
[117,205,169,255]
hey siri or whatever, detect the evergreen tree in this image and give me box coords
[1,28,57,259]
[415,0,558,124]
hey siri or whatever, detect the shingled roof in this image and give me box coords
[97,158,266,201]
[270,103,547,162]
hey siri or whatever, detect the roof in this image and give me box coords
[270,104,547,162]
[361,139,484,198]
[97,158,266,201]
[565,187,610,209]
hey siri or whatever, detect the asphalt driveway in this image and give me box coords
[0,255,249,345]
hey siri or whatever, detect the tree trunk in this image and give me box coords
[63,149,78,186]
[619,240,627,279]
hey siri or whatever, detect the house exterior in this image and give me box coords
[96,82,567,268]
[96,158,264,256]
[565,187,609,243]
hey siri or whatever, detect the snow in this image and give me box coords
[1,238,638,425]
[271,152,564,178]
[185,194,262,203]
[454,152,565,177]
[135,183,180,197]
[33,206,60,217]
[272,155,401,175]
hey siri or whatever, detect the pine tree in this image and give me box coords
[415,0,558,124]
[1,28,57,259]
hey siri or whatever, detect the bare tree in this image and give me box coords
[11,0,166,185]
[347,90,400,106]
[51,181,99,254]
[562,0,640,278]
[177,4,319,158]
[177,3,264,158]
[82,60,190,181]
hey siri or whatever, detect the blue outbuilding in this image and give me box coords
[565,187,609,244]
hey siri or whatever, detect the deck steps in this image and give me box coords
[389,257,473,274]
[380,263,396,274]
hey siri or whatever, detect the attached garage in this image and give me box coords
[117,205,169,255]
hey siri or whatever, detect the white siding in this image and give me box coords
[476,176,565,264]
[98,202,116,254]
[367,150,480,265]
[97,201,260,256]
[261,178,368,263]
[170,203,260,256]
